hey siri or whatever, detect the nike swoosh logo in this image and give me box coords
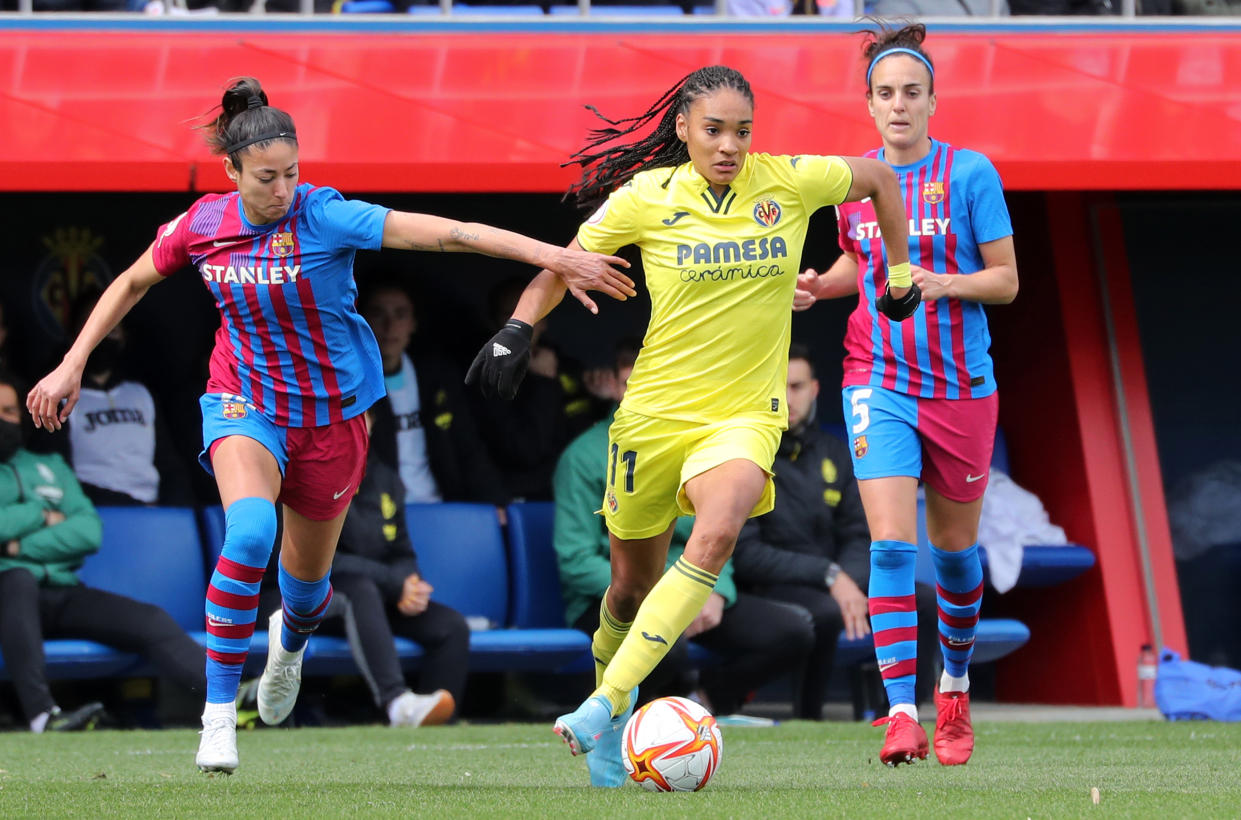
[641,631,668,645]
[878,662,898,673]
[332,485,351,500]
[965,473,986,483]
[213,239,248,248]
[661,211,691,226]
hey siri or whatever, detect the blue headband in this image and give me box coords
[866,47,934,87]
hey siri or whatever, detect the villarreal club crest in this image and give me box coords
[753,199,782,228]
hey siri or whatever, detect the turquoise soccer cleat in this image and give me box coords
[586,686,638,788]
[553,695,613,756]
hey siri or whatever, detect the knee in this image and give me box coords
[770,602,816,657]
[439,608,470,649]
[605,583,648,622]
[682,522,738,572]
[220,497,277,567]
[0,567,38,597]
[870,540,917,571]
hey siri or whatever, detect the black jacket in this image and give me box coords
[467,369,570,502]
[369,349,508,507]
[733,425,872,591]
[332,458,421,603]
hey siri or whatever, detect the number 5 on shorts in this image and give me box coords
[850,388,873,435]
[609,442,637,493]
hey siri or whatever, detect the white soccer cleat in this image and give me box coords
[388,689,455,727]
[257,609,305,726]
[196,708,238,774]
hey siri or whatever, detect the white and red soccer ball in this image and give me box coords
[621,696,723,792]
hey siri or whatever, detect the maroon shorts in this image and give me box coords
[917,392,999,503]
[280,414,369,520]
[204,394,368,521]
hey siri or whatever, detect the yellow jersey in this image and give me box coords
[577,152,853,426]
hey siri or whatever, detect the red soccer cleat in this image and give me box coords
[933,687,974,766]
[872,712,929,766]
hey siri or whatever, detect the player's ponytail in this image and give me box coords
[565,65,754,214]
[860,21,934,93]
[199,77,298,170]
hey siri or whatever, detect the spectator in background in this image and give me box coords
[469,278,611,501]
[0,299,7,364]
[59,289,193,507]
[312,408,464,728]
[552,349,813,741]
[359,276,509,515]
[733,345,937,720]
[0,367,206,732]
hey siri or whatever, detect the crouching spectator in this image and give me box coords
[732,345,938,719]
[314,408,467,727]
[0,367,205,732]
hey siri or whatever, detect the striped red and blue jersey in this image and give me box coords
[837,139,1012,400]
[151,183,389,428]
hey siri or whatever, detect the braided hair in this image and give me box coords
[199,77,298,171]
[564,65,754,214]
[860,22,935,93]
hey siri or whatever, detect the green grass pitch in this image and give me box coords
[1,719,1239,818]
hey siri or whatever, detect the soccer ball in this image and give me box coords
[621,696,723,792]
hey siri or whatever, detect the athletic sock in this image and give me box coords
[276,562,332,655]
[596,556,717,716]
[204,497,276,704]
[940,671,970,694]
[591,592,632,689]
[931,542,983,680]
[868,539,919,710]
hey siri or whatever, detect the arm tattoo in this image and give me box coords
[449,226,481,242]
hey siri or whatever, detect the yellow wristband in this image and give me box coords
[886,261,912,289]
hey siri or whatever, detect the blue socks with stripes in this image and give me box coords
[276,562,332,654]
[930,542,983,689]
[868,539,919,713]
[204,497,277,704]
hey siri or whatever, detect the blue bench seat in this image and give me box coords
[11,500,1034,692]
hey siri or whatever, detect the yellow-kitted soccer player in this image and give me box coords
[467,65,914,788]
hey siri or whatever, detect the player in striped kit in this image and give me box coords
[796,23,1019,766]
[26,77,632,775]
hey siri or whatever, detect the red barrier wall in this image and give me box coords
[3,23,1240,193]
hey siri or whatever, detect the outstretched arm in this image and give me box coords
[27,247,163,431]
[381,212,635,314]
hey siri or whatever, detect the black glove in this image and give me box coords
[875,281,922,322]
[465,320,533,400]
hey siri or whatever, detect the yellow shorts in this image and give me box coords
[601,406,782,540]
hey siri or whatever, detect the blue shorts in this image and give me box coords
[199,393,290,476]
[841,385,997,502]
[200,393,369,520]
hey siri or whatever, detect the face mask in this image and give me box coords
[0,419,23,462]
[85,336,123,377]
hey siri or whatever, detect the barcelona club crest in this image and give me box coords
[853,435,868,459]
[921,181,945,205]
[753,199,782,227]
[271,232,295,258]
[222,401,247,420]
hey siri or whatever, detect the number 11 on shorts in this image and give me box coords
[610,442,637,493]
